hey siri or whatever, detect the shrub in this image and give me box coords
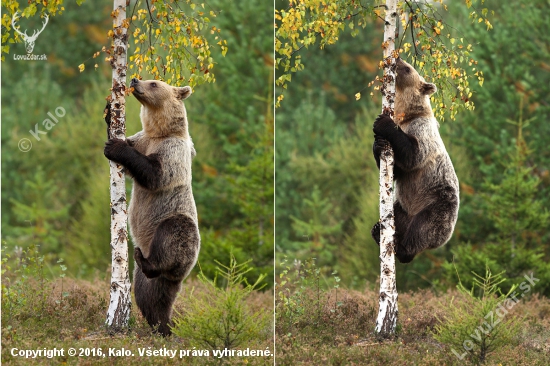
[276,257,375,345]
[434,266,522,365]
[171,256,271,350]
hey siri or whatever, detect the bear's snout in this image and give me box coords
[130,78,139,87]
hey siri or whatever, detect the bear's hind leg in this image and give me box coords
[135,214,200,282]
[134,214,200,335]
[134,269,181,336]
[396,200,457,263]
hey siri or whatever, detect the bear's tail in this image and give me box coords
[134,267,181,336]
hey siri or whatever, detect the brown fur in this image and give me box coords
[104,79,200,335]
[371,58,459,263]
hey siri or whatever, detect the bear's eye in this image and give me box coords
[151,82,157,88]
[405,67,411,74]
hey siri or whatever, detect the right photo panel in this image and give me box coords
[275,0,550,365]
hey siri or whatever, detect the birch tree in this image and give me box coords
[375,0,398,336]
[105,0,131,331]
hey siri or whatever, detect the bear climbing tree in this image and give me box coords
[96,0,228,332]
[275,0,491,339]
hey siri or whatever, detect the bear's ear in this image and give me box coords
[420,82,437,95]
[175,86,192,100]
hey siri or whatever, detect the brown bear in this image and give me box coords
[371,58,459,263]
[103,78,200,335]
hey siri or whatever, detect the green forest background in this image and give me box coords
[276,0,550,296]
[2,0,550,300]
[1,0,274,287]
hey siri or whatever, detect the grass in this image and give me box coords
[1,273,274,366]
[3,247,549,366]
[275,262,550,365]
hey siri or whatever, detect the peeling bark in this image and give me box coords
[375,0,399,336]
[105,0,131,332]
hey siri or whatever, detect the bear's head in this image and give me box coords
[131,78,192,138]
[394,58,437,123]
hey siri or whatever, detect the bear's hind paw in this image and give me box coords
[371,222,381,245]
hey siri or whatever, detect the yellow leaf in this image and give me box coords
[355,93,361,100]
[78,64,85,72]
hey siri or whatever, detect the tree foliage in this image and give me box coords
[108,0,228,88]
[276,0,492,121]
[172,256,270,350]
[1,0,227,88]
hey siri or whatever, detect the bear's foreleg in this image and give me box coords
[372,135,389,170]
[104,139,162,190]
[103,102,112,138]
[372,114,420,171]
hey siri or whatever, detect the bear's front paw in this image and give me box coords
[104,138,128,162]
[373,113,397,138]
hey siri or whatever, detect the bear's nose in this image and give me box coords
[130,78,139,86]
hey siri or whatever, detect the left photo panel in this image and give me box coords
[1,1,274,364]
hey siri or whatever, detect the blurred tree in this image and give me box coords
[445,0,550,246]
[443,107,550,296]
[9,168,70,256]
[289,185,343,268]
[2,1,107,96]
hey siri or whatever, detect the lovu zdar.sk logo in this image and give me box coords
[11,11,48,60]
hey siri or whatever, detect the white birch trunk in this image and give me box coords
[375,0,399,336]
[105,0,131,331]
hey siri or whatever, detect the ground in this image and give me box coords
[276,285,550,365]
[1,275,274,365]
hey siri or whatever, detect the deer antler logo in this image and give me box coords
[11,12,49,54]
